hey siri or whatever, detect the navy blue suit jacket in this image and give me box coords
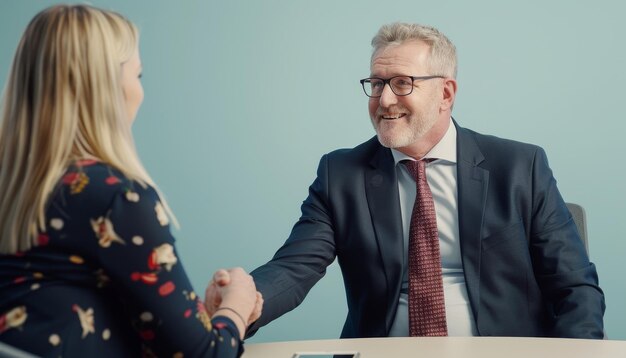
[250,122,605,339]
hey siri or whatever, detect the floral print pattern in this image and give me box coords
[0,306,27,334]
[90,216,126,248]
[0,161,242,357]
[149,243,178,272]
[72,304,95,338]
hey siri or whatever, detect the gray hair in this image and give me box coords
[371,22,457,78]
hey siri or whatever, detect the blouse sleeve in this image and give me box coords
[91,182,243,358]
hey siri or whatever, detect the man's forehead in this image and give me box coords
[370,40,431,73]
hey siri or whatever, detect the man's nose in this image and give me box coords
[379,83,398,108]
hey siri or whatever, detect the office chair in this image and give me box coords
[0,342,39,358]
[566,202,588,255]
[565,202,607,339]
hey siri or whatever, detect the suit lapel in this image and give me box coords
[363,125,489,328]
[364,143,404,326]
[456,123,489,321]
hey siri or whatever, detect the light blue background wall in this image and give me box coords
[1,0,624,342]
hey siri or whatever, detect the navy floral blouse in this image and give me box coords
[0,160,243,357]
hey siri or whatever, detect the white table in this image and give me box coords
[243,336,626,358]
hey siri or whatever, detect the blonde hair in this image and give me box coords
[0,4,175,254]
[371,22,457,79]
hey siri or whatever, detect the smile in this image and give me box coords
[381,113,406,120]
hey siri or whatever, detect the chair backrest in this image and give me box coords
[0,341,39,358]
[565,202,608,339]
[566,202,589,255]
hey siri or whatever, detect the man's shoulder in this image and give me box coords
[459,125,543,156]
[325,136,383,161]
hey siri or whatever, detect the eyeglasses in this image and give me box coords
[359,75,445,98]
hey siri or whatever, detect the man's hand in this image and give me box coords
[205,268,263,326]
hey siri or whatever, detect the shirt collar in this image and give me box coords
[391,117,457,165]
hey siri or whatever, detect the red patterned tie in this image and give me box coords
[404,160,448,337]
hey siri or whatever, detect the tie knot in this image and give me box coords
[403,159,430,182]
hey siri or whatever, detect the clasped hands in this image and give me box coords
[204,267,263,338]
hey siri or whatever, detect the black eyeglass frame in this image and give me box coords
[359,75,445,98]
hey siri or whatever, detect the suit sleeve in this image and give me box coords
[248,154,337,337]
[528,147,605,338]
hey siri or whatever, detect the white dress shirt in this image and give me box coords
[388,119,478,337]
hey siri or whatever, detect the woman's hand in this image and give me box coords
[204,267,262,339]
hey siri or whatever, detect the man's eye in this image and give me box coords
[394,79,412,87]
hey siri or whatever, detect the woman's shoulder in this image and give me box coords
[56,160,156,213]
[62,160,133,194]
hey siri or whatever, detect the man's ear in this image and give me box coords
[440,78,457,111]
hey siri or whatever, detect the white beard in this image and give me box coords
[372,106,439,149]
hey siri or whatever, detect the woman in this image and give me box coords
[0,4,261,357]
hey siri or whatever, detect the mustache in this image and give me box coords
[376,106,408,116]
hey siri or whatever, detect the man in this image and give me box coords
[239,23,605,338]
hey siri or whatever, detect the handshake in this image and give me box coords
[204,268,263,339]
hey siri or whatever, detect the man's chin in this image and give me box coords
[376,133,411,149]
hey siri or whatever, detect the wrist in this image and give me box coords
[213,306,247,328]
